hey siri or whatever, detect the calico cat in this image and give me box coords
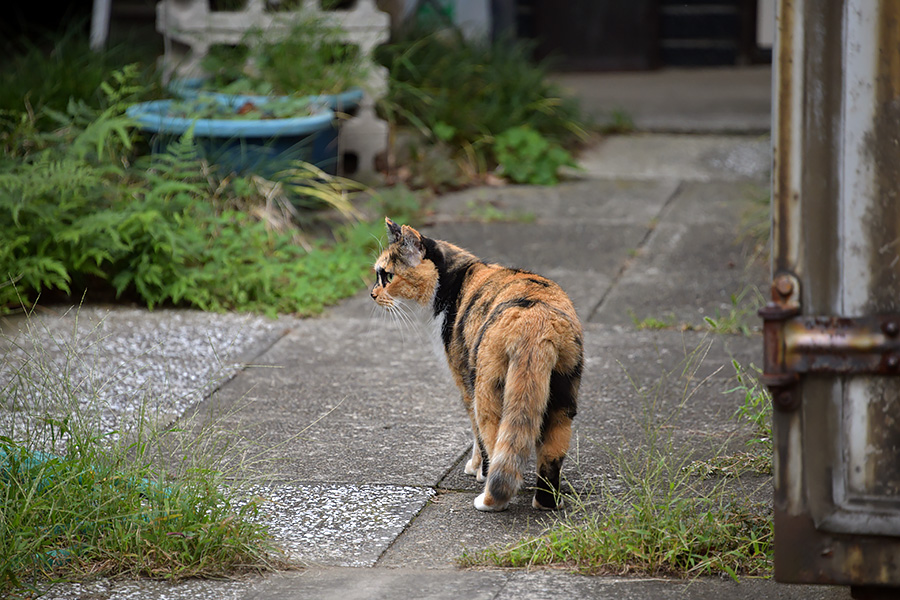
[371,218,583,512]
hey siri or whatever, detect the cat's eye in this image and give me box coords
[377,268,393,286]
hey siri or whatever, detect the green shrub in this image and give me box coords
[0,66,384,317]
[0,25,161,122]
[200,16,367,96]
[377,28,586,181]
[494,125,575,185]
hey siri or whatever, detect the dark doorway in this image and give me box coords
[523,0,659,71]
[517,0,765,70]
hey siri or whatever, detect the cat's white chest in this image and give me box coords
[429,311,448,364]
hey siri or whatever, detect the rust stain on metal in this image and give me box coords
[782,315,900,374]
[775,511,900,586]
[761,308,900,383]
[864,1,900,313]
[773,0,796,274]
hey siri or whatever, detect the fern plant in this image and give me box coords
[1,62,380,317]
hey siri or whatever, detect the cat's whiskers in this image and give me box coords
[386,298,420,342]
[364,301,383,336]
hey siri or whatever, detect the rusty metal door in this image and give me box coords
[763,0,900,596]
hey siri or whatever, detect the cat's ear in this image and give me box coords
[399,224,425,266]
[385,217,403,244]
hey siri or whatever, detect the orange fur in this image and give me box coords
[372,218,583,511]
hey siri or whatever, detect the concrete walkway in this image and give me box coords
[1,69,853,598]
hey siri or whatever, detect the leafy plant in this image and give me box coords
[164,96,319,120]
[629,310,680,331]
[464,199,535,224]
[627,286,764,336]
[730,361,773,453]
[201,16,367,97]
[739,184,771,262]
[377,27,586,182]
[0,64,379,318]
[599,108,635,135]
[702,286,765,336]
[493,126,575,185]
[0,24,161,125]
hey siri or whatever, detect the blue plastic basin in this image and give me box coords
[127,99,335,178]
[167,79,365,174]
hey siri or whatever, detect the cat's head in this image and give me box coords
[371,218,439,308]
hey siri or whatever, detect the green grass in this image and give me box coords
[628,286,764,336]
[0,313,290,597]
[598,108,635,135]
[701,287,765,336]
[629,310,681,331]
[464,199,535,224]
[739,184,771,262]
[461,341,773,578]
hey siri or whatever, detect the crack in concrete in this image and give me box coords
[587,181,686,322]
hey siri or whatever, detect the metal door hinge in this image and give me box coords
[759,272,900,412]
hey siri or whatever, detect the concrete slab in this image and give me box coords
[377,489,555,568]
[248,568,509,600]
[42,567,852,600]
[592,180,769,327]
[499,571,850,600]
[247,483,434,567]
[423,220,640,323]
[188,318,471,485]
[577,134,771,183]
[552,66,771,134]
[43,576,263,600]
[429,179,680,225]
[0,306,287,437]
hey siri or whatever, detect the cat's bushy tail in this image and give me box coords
[480,340,557,511]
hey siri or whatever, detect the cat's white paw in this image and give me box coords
[464,458,480,477]
[474,492,509,512]
[476,469,486,483]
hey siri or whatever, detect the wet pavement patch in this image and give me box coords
[249,483,435,567]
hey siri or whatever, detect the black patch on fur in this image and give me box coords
[534,458,564,509]
[479,438,490,478]
[527,277,551,288]
[454,286,487,387]
[546,370,579,429]
[424,237,479,352]
[571,355,584,383]
[463,367,476,396]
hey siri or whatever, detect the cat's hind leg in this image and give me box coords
[533,408,572,510]
[472,375,506,511]
[533,369,579,510]
[464,439,486,482]
[461,393,486,482]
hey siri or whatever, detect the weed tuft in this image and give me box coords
[461,340,773,578]
[0,308,290,596]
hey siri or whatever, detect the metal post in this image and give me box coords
[90,0,112,51]
[768,0,900,594]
